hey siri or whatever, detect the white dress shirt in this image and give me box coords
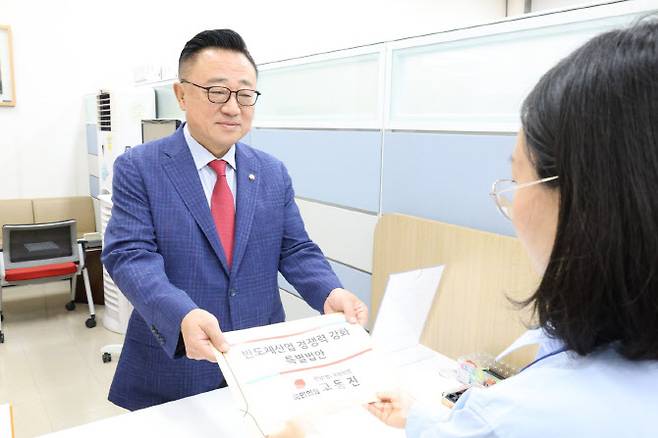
[183,124,237,207]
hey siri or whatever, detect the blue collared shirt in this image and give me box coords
[183,124,237,207]
[405,344,658,437]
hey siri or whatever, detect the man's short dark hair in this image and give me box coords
[178,29,258,78]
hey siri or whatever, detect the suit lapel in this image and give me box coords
[231,143,260,276]
[161,128,231,275]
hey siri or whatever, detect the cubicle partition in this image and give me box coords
[248,3,651,310]
[371,213,541,368]
[93,2,656,316]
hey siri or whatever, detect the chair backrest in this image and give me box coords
[2,220,79,270]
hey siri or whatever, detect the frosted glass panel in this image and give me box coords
[155,85,185,120]
[390,15,634,132]
[255,54,380,125]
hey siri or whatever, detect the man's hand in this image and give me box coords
[366,391,414,429]
[323,288,368,326]
[180,308,229,362]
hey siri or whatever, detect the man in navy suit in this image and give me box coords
[101,29,368,411]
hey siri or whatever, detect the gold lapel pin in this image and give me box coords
[248,174,256,181]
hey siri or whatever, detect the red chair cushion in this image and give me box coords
[5,262,78,282]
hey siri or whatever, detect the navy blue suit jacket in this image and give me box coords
[101,126,341,410]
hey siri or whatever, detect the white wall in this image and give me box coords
[531,0,610,12]
[0,0,506,199]
[0,1,133,199]
[506,1,617,17]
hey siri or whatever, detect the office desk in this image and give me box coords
[40,346,458,438]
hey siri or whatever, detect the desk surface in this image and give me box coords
[40,346,458,438]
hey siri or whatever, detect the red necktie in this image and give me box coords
[208,160,235,267]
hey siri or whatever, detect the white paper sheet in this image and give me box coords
[371,265,445,353]
[214,314,391,437]
[0,403,13,438]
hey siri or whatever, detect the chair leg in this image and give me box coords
[101,344,123,363]
[65,275,77,311]
[70,275,77,301]
[0,284,4,343]
[82,267,97,328]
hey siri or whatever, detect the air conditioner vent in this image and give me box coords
[96,91,111,132]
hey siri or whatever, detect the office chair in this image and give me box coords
[0,219,97,343]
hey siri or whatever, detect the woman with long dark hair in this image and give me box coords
[367,18,658,438]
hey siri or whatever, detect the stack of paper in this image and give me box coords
[215,313,390,436]
[215,265,446,437]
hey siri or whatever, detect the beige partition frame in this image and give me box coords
[32,197,96,238]
[371,214,541,368]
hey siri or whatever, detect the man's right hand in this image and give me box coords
[180,308,230,362]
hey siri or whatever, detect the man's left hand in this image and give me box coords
[323,288,368,326]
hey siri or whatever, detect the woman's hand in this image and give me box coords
[366,391,414,429]
[267,419,305,438]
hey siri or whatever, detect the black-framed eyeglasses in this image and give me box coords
[180,79,261,106]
